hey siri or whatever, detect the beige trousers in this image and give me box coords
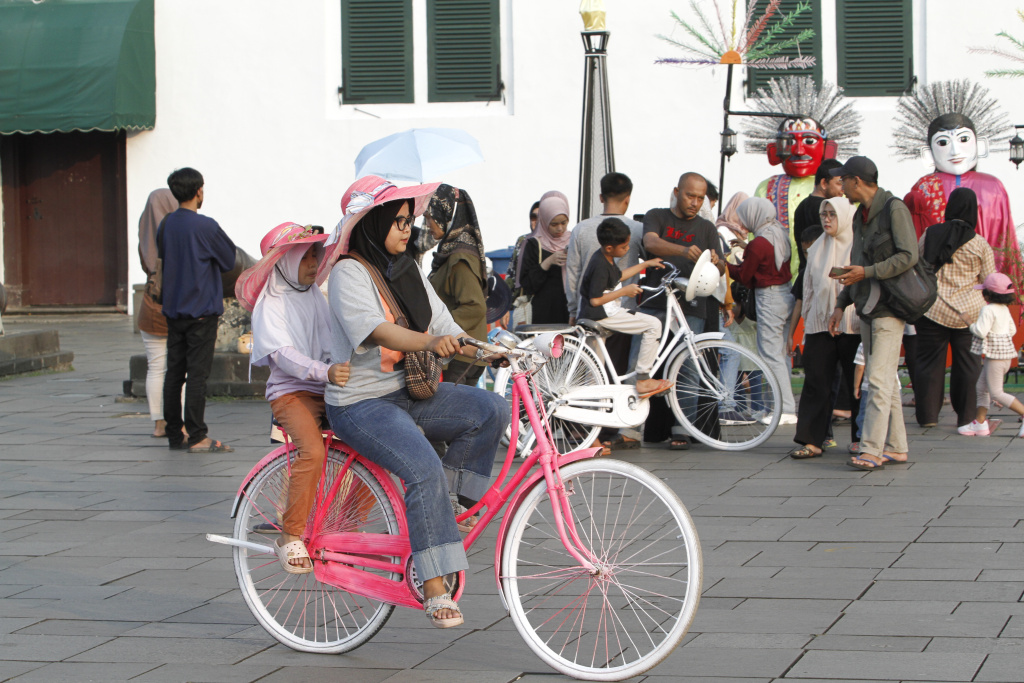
[597,309,662,379]
[860,316,909,457]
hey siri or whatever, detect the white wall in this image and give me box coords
[124,0,1024,310]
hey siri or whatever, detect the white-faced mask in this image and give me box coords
[929,126,979,176]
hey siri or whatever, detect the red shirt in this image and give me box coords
[727,236,792,289]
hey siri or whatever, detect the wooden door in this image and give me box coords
[1,131,127,308]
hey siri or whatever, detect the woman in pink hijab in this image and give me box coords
[517,191,572,324]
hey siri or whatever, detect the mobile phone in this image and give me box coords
[829,267,851,277]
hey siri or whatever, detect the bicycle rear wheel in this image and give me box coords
[233,448,398,653]
[501,459,701,681]
[493,336,606,455]
[665,339,782,450]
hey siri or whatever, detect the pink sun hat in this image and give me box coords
[316,175,440,284]
[234,223,328,312]
[974,272,1014,295]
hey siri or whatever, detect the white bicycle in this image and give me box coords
[494,254,783,453]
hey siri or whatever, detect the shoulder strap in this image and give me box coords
[343,253,409,329]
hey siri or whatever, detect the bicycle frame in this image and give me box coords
[227,344,601,613]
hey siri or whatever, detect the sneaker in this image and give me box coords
[1017,421,1024,438]
[958,420,990,436]
[778,413,799,426]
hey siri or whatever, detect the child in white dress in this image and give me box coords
[960,272,1024,437]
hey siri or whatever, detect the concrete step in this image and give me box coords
[126,352,269,398]
[0,330,74,377]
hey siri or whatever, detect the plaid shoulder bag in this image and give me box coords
[346,254,441,400]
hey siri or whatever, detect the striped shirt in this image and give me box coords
[919,234,994,329]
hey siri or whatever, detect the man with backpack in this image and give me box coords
[827,156,921,471]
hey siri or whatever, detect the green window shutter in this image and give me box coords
[427,0,500,103]
[747,0,821,95]
[837,0,913,97]
[341,0,413,104]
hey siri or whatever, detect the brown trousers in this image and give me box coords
[269,390,327,536]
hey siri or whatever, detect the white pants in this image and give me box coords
[140,331,170,421]
[597,310,662,378]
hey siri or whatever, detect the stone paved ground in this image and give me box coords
[0,314,1022,683]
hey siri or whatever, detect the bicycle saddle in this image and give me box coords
[575,319,609,336]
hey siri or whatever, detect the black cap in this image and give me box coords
[829,155,878,184]
[486,273,513,324]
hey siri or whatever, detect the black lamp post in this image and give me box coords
[1010,126,1024,169]
[721,127,737,159]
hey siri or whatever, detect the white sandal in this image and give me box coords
[276,538,313,575]
[423,593,464,628]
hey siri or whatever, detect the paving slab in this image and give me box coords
[0,315,1022,682]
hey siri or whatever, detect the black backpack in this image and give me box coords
[867,197,938,323]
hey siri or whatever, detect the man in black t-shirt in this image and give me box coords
[640,172,724,330]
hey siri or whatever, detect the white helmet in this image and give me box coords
[680,249,721,302]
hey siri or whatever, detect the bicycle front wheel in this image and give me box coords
[493,336,607,455]
[666,339,782,450]
[501,459,701,681]
[233,449,398,653]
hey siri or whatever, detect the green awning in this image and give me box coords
[0,0,155,135]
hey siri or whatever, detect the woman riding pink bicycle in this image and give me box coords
[317,176,508,628]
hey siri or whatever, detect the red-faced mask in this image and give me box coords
[766,118,836,178]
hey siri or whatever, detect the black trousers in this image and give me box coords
[912,316,981,427]
[795,332,860,448]
[442,359,485,386]
[164,315,219,447]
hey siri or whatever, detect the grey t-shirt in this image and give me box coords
[564,214,645,318]
[325,258,464,407]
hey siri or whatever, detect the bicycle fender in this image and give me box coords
[492,447,601,613]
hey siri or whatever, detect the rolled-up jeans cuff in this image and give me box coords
[412,539,468,581]
[445,466,491,503]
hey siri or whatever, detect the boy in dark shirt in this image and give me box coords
[580,218,670,398]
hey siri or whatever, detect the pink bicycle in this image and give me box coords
[209,333,702,681]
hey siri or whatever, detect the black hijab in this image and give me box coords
[349,200,433,333]
[922,187,979,270]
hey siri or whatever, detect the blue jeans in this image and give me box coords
[326,383,509,581]
[719,312,741,410]
[754,285,796,414]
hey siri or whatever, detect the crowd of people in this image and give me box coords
[136,156,1022,629]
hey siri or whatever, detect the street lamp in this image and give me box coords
[1010,126,1024,169]
[577,0,615,221]
[721,127,737,158]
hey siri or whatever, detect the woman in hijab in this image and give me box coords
[426,185,488,385]
[518,191,572,324]
[137,189,178,438]
[913,187,995,429]
[789,197,861,458]
[322,177,508,628]
[238,224,350,574]
[728,197,797,423]
[715,191,750,262]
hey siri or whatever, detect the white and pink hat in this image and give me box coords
[317,175,440,284]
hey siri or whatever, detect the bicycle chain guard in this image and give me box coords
[549,384,650,429]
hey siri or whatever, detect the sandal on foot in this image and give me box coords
[789,446,822,459]
[880,452,909,463]
[848,455,885,471]
[423,593,464,629]
[452,501,479,533]
[275,539,313,574]
[637,379,673,400]
[188,439,234,453]
[602,434,641,451]
[669,438,689,451]
[848,442,860,454]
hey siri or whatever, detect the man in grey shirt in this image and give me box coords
[563,172,646,451]
[565,172,646,323]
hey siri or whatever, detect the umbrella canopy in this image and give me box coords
[354,128,484,182]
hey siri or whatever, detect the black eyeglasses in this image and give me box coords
[393,215,414,230]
